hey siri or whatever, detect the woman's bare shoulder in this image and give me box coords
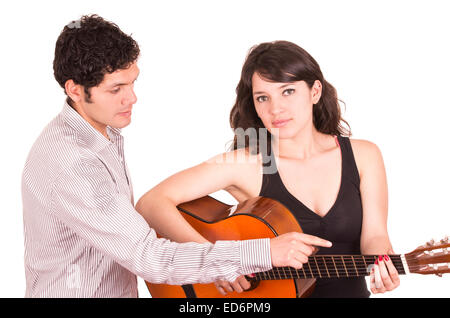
[204,147,262,167]
[204,147,262,196]
[349,138,383,155]
[348,138,385,176]
[349,138,381,152]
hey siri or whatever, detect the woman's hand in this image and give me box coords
[370,254,400,294]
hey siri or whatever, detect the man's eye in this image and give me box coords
[282,88,295,96]
[111,87,120,94]
[256,96,268,103]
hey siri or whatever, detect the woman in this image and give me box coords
[136,41,400,297]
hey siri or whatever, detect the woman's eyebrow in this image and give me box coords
[253,83,293,95]
[278,83,294,89]
[253,90,266,95]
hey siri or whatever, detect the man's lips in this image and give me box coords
[118,110,132,116]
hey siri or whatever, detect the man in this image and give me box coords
[22,14,332,297]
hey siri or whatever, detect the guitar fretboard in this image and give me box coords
[255,255,406,280]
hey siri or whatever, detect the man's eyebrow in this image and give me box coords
[108,82,126,88]
[107,73,140,88]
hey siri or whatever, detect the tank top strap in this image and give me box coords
[336,135,361,189]
[260,142,280,195]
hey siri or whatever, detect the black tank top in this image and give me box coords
[260,135,370,298]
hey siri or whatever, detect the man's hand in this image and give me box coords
[270,232,332,268]
[214,232,332,295]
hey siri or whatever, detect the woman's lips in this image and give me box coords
[272,119,291,128]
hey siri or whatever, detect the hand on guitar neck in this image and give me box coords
[270,232,332,268]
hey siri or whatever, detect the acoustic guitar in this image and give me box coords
[145,196,450,298]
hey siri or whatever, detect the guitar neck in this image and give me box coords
[255,255,408,280]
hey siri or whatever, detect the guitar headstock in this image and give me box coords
[405,236,450,276]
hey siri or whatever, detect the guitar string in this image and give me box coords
[254,267,436,280]
[253,255,448,279]
[255,264,447,280]
[254,269,446,280]
[257,267,404,279]
[258,265,404,277]
[262,261,438,274]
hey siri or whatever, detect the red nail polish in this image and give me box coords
[378,255,383,262]
[375,258,378,265]
[384,255,390,261]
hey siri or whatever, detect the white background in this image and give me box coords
[1,0,449,298]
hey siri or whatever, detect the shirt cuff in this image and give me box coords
[238,238,272,275]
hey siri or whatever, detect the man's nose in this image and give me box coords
[124,87,137,105]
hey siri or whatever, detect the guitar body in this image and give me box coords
[145,196,316,298]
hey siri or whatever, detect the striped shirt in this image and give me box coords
[22,101,272,298]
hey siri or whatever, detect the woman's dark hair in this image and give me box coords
[53,14,140,105]
[229,41,351,152]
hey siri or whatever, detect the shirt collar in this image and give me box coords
[60,101,123,153]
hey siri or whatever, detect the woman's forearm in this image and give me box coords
[360,234,394,255]
[135,190,209,244]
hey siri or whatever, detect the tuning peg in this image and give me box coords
[436,273,443,277]
[427,239,435,247]
[441,236,449,244]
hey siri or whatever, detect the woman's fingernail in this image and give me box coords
[378,255,383,262]
[375,258,378,265]
[384,255,390,261]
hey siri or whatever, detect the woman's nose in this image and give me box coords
[269,100,283,115]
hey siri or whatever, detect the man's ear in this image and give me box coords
[65,79,82,104]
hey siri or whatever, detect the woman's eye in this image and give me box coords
[256,96,268,103]
[282,88,295,96]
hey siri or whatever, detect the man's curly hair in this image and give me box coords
[53,14,140,105]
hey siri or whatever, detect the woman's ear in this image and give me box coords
[312,80,323,104]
